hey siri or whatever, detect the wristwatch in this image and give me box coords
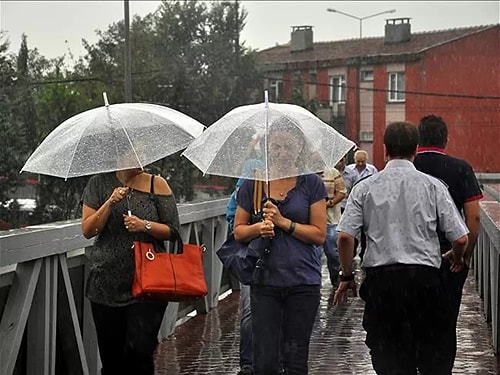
[339,270,355,282]
[144,220,152,231]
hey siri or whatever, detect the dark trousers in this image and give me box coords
[239,284,253,369]
[91,301,167,375]
[439,258,469,373]
[360,265,454,375]
[251,284,320,375]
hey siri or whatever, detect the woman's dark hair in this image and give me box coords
[384,121,419,158]
[418,115,448,147]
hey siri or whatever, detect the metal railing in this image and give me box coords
[1,179,499,374]
[474,183,500,353]
[0,198,229,375]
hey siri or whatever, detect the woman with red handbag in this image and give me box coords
[81,167,180,375]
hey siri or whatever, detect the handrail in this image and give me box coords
[474,182,500,353]
[0,198,230,375]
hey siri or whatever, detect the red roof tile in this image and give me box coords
[257,25,497,66]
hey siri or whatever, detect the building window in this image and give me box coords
[388,72,405,102]
[309,72,317,85]
[330,75,346,103]
[359,130,374,142]
[269,80,283,102]
[361,70,374,82]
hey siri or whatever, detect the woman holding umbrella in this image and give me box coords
[81,167,180,375]
[233,122,327,375]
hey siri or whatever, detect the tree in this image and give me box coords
[13,34,39,155]
[288,73,319,113]
[79,0,262,201]
[0,33,26,204]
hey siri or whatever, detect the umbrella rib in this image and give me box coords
[64,113,96,179]
[109,109,143,169]
[196,115,262,179]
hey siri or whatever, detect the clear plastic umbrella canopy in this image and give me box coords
[182,93,356,182]
[21,93,205,179]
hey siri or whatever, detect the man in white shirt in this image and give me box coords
[335,121,468,374]
[342,150,378,261]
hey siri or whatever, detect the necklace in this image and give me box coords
[271,179,295,198]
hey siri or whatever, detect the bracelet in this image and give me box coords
[288,220,296,234]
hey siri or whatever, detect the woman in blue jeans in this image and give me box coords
[234,127,327,374]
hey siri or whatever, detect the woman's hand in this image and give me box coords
[123,214,147,233]
[262,200,285,227]
[259,219,275,239]
[82,186,129,239]
[108,186,129,205]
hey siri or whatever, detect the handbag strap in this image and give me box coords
[149,174,160,213]
[168,227,185,253]
[150,174,155,194]
[148,174,184,253]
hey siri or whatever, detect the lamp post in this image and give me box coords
[326,8,396,38]
[124,0,132,102]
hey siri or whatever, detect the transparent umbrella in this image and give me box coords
[181,92,355,183]
[21,93,205,179]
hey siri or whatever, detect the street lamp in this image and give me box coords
[326,8,396,38]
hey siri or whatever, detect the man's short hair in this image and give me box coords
[418,115,448,148]
[384,121,419,158]
[354,149,368,160]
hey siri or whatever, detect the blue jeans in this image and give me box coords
[251,284,321,375]
[323,224,340,284]
[240,283,253,369]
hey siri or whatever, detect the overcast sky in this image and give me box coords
[1,1,499,60]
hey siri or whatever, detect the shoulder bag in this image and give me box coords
[216,180,271,285]
[131,175,208,301]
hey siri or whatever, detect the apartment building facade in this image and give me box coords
[257,20,500,172]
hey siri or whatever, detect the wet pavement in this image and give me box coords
[154,260,500,374]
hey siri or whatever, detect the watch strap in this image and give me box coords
[339,272,355,282]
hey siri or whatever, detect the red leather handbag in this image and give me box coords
[132,229,208,302]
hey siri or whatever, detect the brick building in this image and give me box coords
[256,20,500,172]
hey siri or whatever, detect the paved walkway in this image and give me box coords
[154,262,500,374]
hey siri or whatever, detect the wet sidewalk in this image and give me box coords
[154,263,500,374]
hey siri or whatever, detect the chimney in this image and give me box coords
[290,26,313,52]
[385,18,411,44]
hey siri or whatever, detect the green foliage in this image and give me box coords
[14,34,38,154]
[0,32,25,204]
[80,0,262,200]
[1,0,263,228]
[288,73,319,114]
